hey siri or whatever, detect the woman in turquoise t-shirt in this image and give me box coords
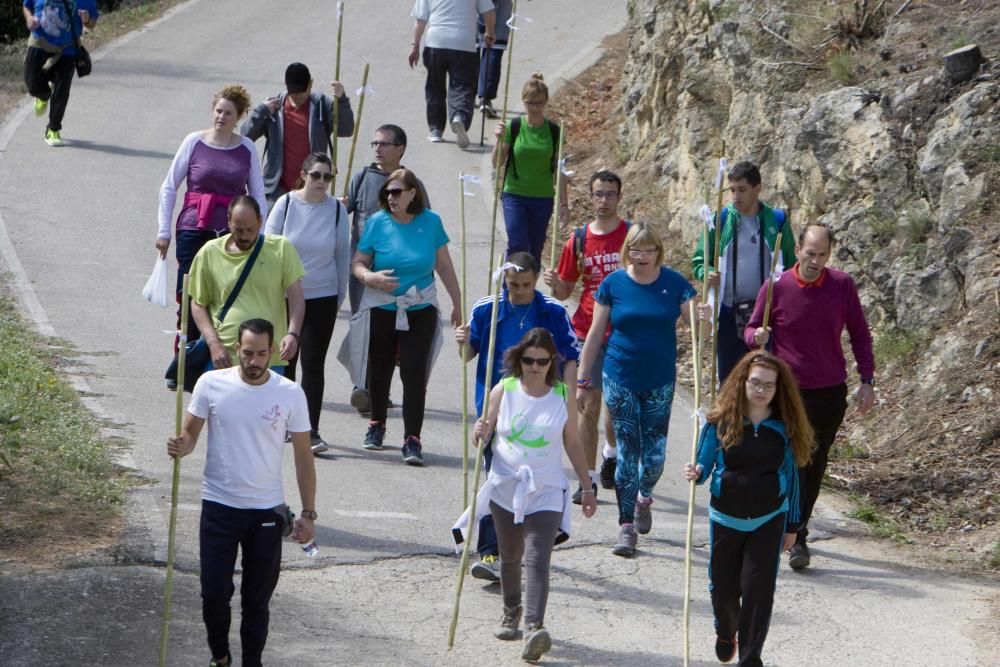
[578,222,697,557]
[352,168,462,465]
[491,73,568,261]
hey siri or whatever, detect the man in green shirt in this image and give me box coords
[189,196,306,370]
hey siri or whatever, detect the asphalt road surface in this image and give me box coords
[0,1,996,665]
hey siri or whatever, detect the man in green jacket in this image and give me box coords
[692,161,796,383]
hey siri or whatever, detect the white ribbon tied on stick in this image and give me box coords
[690,407,707,431]
[355,85,375,97]
[494,261,522,282]
[558,154,576,178]
[714,157,728,190]
[699,204,714,230]
[505,14,534,30]
[460,173,481,197]
[336,1,343,18]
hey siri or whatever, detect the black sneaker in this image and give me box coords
[402,435,424,466]
[350,387,370,415]
[363,421,385,451]
[209,652,231,667]
[310,432,330,455]
[571,482,597,505]
[715,636,737,663]
[599,456,617,489]
[166,378,178,391]
[788,541,810,570]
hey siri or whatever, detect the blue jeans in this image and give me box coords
[603,376,676,525]
[477,436,498,557]
[501,192,554,261]
[477,47,504,101]
[174,229,218,348]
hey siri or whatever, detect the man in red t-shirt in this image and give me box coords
[544,170,628,502]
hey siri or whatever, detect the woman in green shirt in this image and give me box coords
[491,73,568,261]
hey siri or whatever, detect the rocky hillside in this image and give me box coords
[615,0,998,569]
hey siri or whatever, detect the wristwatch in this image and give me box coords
[860,377,874,386]
[300,509,318,520]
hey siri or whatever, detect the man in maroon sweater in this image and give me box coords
[745,223,875,570]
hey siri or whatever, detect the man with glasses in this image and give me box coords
[455,252,578,581]
[746,223,875,570]
[342,125,430,414]
[544,170,629,502]
[242,62,355,204]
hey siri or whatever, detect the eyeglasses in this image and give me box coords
[371,141,402,148]
[307,171,333,182]
[521,355,553,367]
[747,378,777,393]
[591,191,618,200]
[385,187,410,197]
[627,249,657,257]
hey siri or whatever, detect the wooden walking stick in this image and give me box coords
[448,253,505,650]
[459,175,470,508]
[330,0,345,195]
[760,208,787,343]
[340,63,370,199]
[548,120,566,291]
[708,142,727,401]
[682,295,704,667]
[486,0,519,283]
[159,274,190,667]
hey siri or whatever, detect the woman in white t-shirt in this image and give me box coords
[473,327,596,662]
[264,153,349,455]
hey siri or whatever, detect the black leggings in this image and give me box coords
[709,512,786,667]
[368,306,437,437]
[24,46,75,132]
[285,296,339,433]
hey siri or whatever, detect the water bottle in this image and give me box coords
[301,540,320,558]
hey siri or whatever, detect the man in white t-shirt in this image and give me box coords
[408,0,496,148]
[167,318,317,667]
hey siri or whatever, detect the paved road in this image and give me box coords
[0,1,996,665]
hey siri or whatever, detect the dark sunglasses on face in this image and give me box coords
[521,355,553,367]
[307,171,333,182]
[385,188,410,197]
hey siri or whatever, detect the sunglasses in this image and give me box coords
[307,171,333,182]
[385,187,411,197]
[521,355,553,367]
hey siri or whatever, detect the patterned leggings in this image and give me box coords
[603,376,676,525]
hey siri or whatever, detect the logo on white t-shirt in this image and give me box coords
[261,404,282,431]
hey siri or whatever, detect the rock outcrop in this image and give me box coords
[619,0,998,564]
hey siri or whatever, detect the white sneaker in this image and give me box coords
[451,115,469,148]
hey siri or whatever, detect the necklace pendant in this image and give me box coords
[519,321,525,329]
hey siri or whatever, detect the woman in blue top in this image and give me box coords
[578,222,697,557]
[351,168,461,465]
[684,351,813,667]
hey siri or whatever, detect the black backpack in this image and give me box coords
[574,220,632,275]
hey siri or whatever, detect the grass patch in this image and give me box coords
[850,500,908,542]
[0,285,131,551]
[988,540,1000,569]
[903,214,934,245]
[827,51,855,85]
[873,325,921,365]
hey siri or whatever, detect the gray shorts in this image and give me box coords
[578,337,607,393]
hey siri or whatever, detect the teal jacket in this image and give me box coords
[691,202,795,283]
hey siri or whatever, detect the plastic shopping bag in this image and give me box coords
[142,257,171,308]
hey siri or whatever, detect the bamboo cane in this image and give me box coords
[448,253,505,650]
[486,0,518,283]
[159,274,190,667]
[330,1,345,195]
[708,142,727,401]
[682,297,703,667]
[548,120,566,292]
[460,175,470,508]
[340,63,370,199]
[760,228,785,342]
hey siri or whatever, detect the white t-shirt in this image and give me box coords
[412,0,494,52]
[490,378,569,515]
[188,367,310,509]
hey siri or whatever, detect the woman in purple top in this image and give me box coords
[156,84,267,386]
